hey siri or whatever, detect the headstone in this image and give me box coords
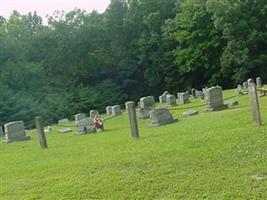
[140,96,155,108]
[76,118,95,134]
[182,110,199,117]
[191,89,196,98]
[177,92,181,102]
[90,110,99,118]
[35,116,48,149]
[179,93,190,104]
[205,86,227,112]
[149,109,177,127]
[58,118,69,124]
[0,126,3,135]
[159,91,169,103]
[138,108,152,119]
[58,128,73,134]
[256,77,263,88]
[248,83,262,126]
[225,100,239,107]
[3,121,30,143]
[112,105,121,116]
[243,82,248,90]
[236,84,244,96]
[126,101,139,139]
[75,113,86,124]
[166,94,177,106]
[106,106,112,115]
[247,78,255,85]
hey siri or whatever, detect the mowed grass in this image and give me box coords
[1,89,267,199]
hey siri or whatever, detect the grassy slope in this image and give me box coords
[0,89,267,200]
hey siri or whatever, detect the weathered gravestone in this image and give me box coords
[140,96,155,108]
[0,126,3,135]
[76,118,95,134]
[58,118,69,124]
[3,121,30,143]
[243,82,248,90]
[159,91,169,103]
[236,84,244,96]
[179,93,190,104]
[205,86,227,112]
[75,113,86,124]
[106,106,113,115]
[182,110,199,117]
[166,94,177,106]
[191,89,196,98]
[149,109,177,127]
[112,105,121,116]
[256,77,263,88]
[225,100,239,108]
[138,108,152,119]
[247,78,255,85]
[90,110,99,118]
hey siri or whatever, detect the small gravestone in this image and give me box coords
[76,118,95,134]
[106,106,112,115]
[140,96,155,108]
[112,105,121,116]
[58,118,69,124]
[182,110,199,117]
[0,126,3,136]
[205,86,227,112]
[256,77,263,88]
[58,128,72,134]
[90,110,99,118]
[159,91,169,103]
[191,89,196,98]
[149,109,177,127]
[179,93,190,104]
[243,82,248,90]
[225,100,239,107]
[3,121,30,143]
[75,113,86,124]
[247,78,255,85]
[138,108,152,119]
[166,94,177,106]
[236,84,244,96]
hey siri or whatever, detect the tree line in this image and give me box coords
[0,0,266,127]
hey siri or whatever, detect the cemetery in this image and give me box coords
[1,84,267,199]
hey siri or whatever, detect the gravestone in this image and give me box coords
[256,77,263,88]
[225,100,239,107]
[138,108,152,119]
[243,82,248,90]
[58,128,72,134]
[75,113,86,124]
[112,105,121,116]
[149,109,177,127]
[159,91,169,103]
[191,89,196,98]
[76,118,95,134]
[106,106,113,115]
[90,110,99,118]
[58,119,69,124]
[247,78,255,85]
[140,96,155,108]
[236,84,244,96]
[182,110,199,117]
[179,93,190,104]
[3,121,30,143]
[205,86,227,112]
[166,95,177,106]
[0,126,3,135]
[177,92,181,102]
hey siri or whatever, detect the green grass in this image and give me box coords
[1,89,267,199]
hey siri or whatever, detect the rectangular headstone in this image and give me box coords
[76,118,95,134]
[205,86,227,112]
[256,77,263,88]
[75,113,86,124]
[58,128,73,134]
[58,118,69,124]
[112,105,121,116]
[179,93,190,104]
[3,121,30,143]
[149,109,177,127]
[140,96,155,108]
[106,106,113,115]
[166,94,177,106]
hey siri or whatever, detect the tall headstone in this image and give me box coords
[140,96,155,108]
[126,101,139,139]
[159,91,169,103]
[256,77,263,88]
[76,118,95,134]
[35,116,48,149]
[75,113,86,124]
[106,106,113,115]
[205,86,227,112]
[90,110,99,118]
[248,82,262,126]
[112,105,121,116]
[179,93,190,104]
[3,121,30,143]
[149,109,177,127]
[166,95,177,106]
[247,78,255,85]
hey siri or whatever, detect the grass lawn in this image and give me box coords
[1,89,267,199]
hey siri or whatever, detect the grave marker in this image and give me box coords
[205,86,227,112]
[112,105,121,116]
[126,101,139,139]
[149,109,177,127]
[35,116,48,149]
[248,82,262,126]
[3,121,30,143]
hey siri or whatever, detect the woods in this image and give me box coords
[0,0,266,127]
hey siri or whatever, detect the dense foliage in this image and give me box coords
[0,0,266,126]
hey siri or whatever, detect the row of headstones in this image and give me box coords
[237,77,264,96]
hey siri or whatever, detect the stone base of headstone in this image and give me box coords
[138,108,152,119]
[205,104,228,112]
[58,128,72,134]
[149,109,178,127]
[225,100,239,108]
[3,135,31,144]
[182,110,199,117]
